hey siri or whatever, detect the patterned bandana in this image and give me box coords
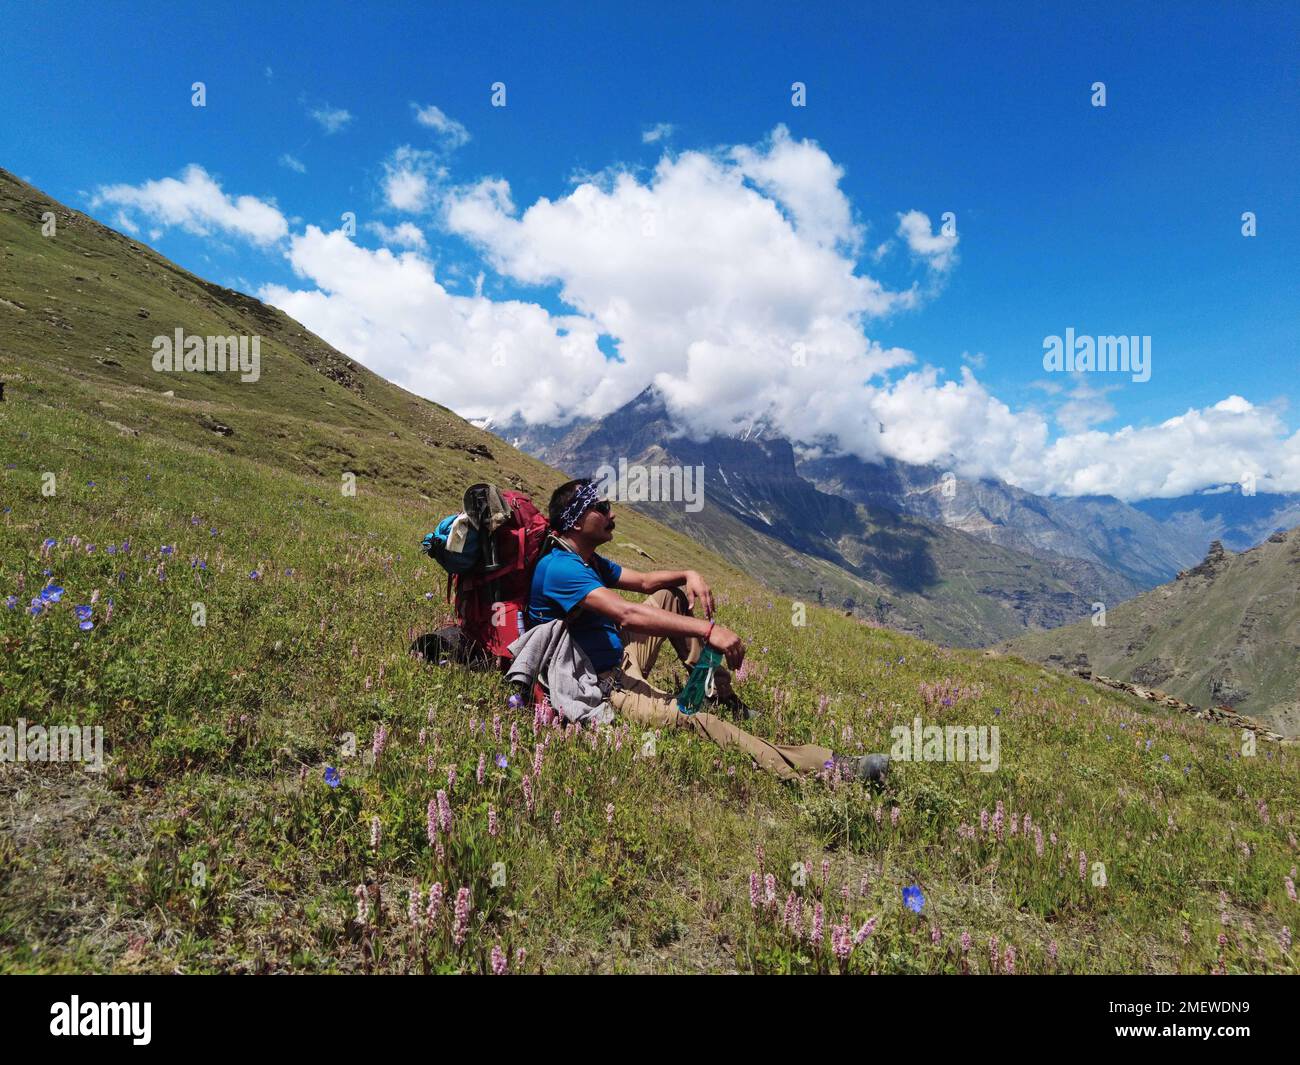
[556,480,603,531]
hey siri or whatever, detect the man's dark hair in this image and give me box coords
[548,478,591,531]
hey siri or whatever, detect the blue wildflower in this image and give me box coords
[160,545,173,556]
[5,595,17,609]
[249,571,260,580]
[42,538,57,549]
[902,885,925,914]
[74,605,92,620]
[324,766,341,788]
[28,598,43,616]
[39,584,64,604]
[495,754,508,770]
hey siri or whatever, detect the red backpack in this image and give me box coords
[432,487,549,663]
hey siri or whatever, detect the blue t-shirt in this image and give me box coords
[527,548,624,673]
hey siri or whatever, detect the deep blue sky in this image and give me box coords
[1,1,1296,443]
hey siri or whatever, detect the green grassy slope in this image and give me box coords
[1,171,1298,974]
[1008,535,1300,737]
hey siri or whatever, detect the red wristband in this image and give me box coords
[704,621,715,643]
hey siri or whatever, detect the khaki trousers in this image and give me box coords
[607,588,833,781]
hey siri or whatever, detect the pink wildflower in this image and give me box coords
[749,873,761,911]
[488,805,498,837]
[832,921,852,961]
[436,789,453,835]
[427,882,444,923]
[810,902,824,946]
[853,917,877,945]
[452,886,472,946]
[782,893,797,929]
[491,943,508,974]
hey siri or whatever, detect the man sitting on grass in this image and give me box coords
[527,478,889,783]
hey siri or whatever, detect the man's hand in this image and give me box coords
[683,570,715,619]
[706,623,745,670]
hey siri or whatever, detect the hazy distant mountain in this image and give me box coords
[1007,530,1300,736]
[798,453,1206,589]
[1133,486,1300,553]
[497,390,1148,647]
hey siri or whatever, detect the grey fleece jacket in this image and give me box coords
[506,620,615,726]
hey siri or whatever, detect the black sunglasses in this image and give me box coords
[590,500,612,516]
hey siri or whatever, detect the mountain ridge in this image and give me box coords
[1007,531,1300,736]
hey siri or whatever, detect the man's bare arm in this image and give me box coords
[614,567,684,593]
[614,567,715,617]
[580,587,743,668]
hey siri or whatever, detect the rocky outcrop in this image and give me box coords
[1070,667,1289,744]
[1178,539,1229,581]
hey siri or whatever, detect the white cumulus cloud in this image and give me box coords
[366,220,428,249]
[90,165,288,245]
[896,209,958,273]
[310,104,352,134]
[382,145,446,212]
[413,103,470,149]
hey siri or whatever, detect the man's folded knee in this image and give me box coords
[650,586,691,614]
